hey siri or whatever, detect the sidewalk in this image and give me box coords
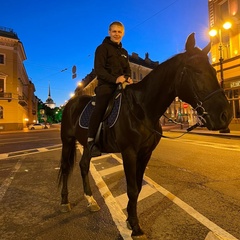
[162,124,240,139]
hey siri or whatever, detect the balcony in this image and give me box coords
[0,92,12,102]
[18,95,28,106]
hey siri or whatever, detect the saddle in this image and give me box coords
[79,92,122,129]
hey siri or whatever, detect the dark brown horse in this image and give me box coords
[58,33,232,239]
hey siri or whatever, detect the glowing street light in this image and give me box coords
[209,21,232,133]
[209,21,232,88]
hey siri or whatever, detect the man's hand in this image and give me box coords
[116,75,133,84]
[116,75,126,84]
[125,77,133,84]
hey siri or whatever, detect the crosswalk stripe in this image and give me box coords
[115,184,157,210]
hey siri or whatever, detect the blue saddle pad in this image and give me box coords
[79,93,122,129]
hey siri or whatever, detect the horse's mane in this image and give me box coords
[132,46,205,88]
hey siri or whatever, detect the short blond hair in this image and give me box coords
[109,21,124,30]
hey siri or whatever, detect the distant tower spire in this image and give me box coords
[45,84,56,109]
[48,84,51,97]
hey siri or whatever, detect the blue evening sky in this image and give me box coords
[1,0,209,107]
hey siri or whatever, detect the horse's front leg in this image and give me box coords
[79,147,100,212]
[122,152,147,239]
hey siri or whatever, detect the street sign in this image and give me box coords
[72,65,77,79]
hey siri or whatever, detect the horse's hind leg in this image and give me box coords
[79,147,100,212]
[59,141,75,212]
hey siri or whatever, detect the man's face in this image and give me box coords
[109,25,124,44]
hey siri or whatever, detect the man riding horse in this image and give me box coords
[87,21,133,157]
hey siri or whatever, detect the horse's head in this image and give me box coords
[176,33,232,130]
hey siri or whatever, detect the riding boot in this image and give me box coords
[87,140,101,157]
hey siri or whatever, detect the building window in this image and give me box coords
[226,88,240,119]
[133,71,136,80]
[220,1,229,20]
[0,54,4,64]
[0,106,3,119]
[0,79,4,95]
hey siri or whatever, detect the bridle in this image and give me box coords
[124,54,224,139]
[178,55,224,128]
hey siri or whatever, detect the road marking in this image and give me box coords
[163,138,240,152]
[115,184,157,210]
[2,144,238,239]
[0,160,22,202]
[0,144,62,159]
[0,137,60,145]
[98,164,123,176]
[77,146,132,240]
[91,151,238,240]
[90,162,132,240]
[143,175,238,240]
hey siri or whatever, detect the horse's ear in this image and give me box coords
[185,33,196,52]
[202,42,211,55]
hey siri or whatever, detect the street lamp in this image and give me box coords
[209,21,232,89]
[209,22,232,133]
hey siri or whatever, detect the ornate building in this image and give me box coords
[208,0,240,129]
[0,26,38,131]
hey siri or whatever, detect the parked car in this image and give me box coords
[42,123,50,129]
[28,123,44,130]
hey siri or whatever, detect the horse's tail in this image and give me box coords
[58,139,76,188]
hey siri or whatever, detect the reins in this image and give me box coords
[155,114,202,139]
[122,52,224,140]
[122,86,201,140]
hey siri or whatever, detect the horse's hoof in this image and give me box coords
[126,221,147,239]
[87,202,100,212]
[84,194,100,212]
[60,203,71,212]
[131,234,148,240]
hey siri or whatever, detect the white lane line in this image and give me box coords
[0,153,8,159]
[74,148,238,240]
[37,148,49,152]
[0,145,62,160]
[115,184,157,210]
[98,165,123,176]
[109,153,238,239]
[90,162,132,240]
[0,160,22,202]
[77,146,132,240]
[144,175,238,240]
[163,138,240,151]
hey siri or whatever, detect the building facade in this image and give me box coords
[0,27,38,131]
[209,0,240,129]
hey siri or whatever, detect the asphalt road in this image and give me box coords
[0,130,240,240]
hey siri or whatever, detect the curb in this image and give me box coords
[165,128,240,139]
[204,231,236,240]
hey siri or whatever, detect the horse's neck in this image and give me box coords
[130,63,179,122]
